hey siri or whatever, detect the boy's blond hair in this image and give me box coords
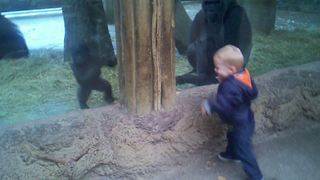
[214,45,244,71]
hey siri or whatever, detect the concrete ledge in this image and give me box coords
[1,8,62,19]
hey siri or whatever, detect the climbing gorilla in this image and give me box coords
[71,43,115,109]
[176,0,252,86]
[0,15,29,60]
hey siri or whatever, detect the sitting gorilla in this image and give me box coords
[0,15,29,60]
[176,0,252,85]
[71,43,115,109]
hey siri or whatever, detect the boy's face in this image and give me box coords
[214,57,235,82]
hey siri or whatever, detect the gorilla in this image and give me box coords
[71,43,115,109]
[0,14,29,60]
[176,0,252,85]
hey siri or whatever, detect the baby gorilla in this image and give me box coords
[71,44,114,109]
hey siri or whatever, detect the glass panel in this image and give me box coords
[0,0,319,179]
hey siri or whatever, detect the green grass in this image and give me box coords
[249,30,320,75]
[0,50,76,123]
[0,30,319,124]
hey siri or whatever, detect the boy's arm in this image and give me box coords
[202,97,216,116]
[202,81,243,122]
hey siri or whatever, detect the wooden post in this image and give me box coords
[115,0,176,114]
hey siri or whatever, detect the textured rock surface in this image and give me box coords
[0,62,319,179]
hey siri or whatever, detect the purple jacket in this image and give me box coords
[204,69,258,126]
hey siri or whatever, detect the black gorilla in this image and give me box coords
[71,44,114,109]
[176,0,252,85]
[0,15,29,60]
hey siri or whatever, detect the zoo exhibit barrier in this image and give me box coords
[1,7,62,19]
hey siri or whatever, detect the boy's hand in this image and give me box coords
[201,100,209,116]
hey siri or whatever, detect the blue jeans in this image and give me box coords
[225,120,263,180]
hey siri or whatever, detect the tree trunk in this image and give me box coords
[239,0,276,34]
[102,0,191,55]
[115,0,176,114]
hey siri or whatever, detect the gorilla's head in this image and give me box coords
[202,0,230,24]
[202,0,225,23]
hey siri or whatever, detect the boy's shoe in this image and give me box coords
[217,152,241,163]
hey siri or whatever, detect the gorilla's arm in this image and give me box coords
[71,64,101,84]
[176,73,217,86]
[189,10,206,44]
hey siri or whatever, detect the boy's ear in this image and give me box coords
[229,65,237,73]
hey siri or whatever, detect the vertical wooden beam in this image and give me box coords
[135,0,154,113]
[152,0,162,111]
[153,0,176,110]
[115,0,175,114]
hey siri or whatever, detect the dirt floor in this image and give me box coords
[142,120,320,180]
